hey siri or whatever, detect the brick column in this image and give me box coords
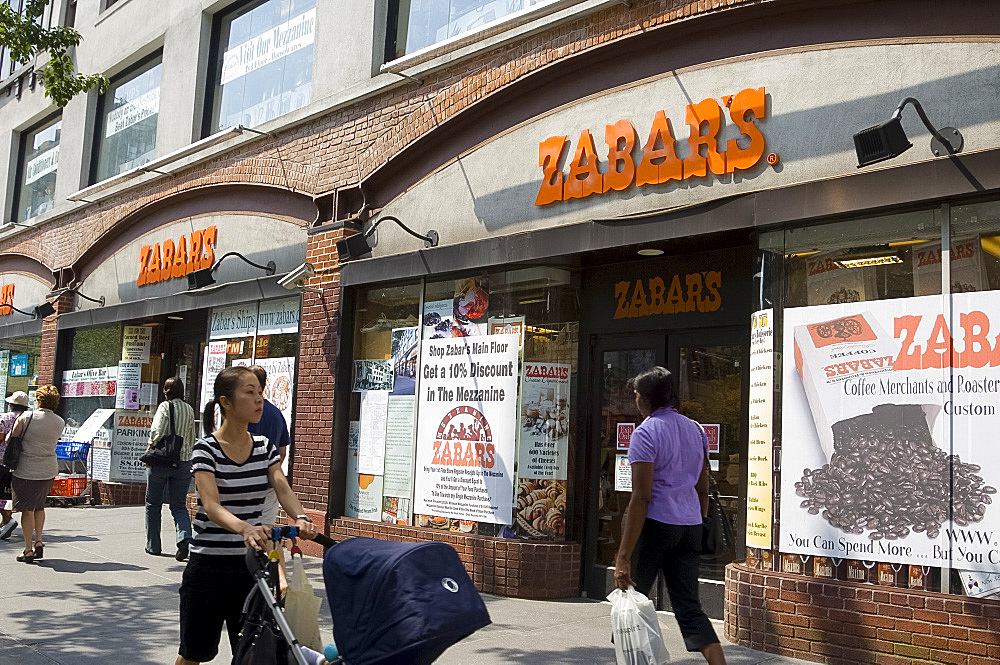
[291,225,352,516]
[36,291,74,386]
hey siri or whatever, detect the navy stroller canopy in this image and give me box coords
[323,537,491,665]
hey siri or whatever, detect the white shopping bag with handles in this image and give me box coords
[608,586,670,665]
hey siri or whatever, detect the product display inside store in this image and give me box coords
[756,198,1000,598]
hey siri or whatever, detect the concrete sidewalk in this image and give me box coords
[0,506,806,664]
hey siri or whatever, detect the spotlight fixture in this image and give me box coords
[853,97,963,168]
[336,215,439,261]
[33,301,56,318]
[46,287,106,308]
[188,251,277,290]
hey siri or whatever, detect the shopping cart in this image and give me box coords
[47,440,94,507]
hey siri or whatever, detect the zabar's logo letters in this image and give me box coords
[535,87,767,206]
[0,284,14,316]
[137,225,217,287]
[614,271,722,320]
[893,311,1000,370]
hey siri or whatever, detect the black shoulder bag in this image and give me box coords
[698,423,735,556]
[140,402,184,469]
[2,412,33,470]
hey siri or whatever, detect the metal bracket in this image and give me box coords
[930,127,964,158]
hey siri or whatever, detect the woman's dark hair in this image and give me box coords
[163,377,184,400]
[202,366,255,433]
[9,403,27,413]
[627,366,680,411]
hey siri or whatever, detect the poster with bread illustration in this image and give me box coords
[256,356,295,432]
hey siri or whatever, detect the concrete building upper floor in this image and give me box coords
[0,0,621,234]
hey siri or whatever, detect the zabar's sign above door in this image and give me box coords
[535,87,769,206]
[137,226,217,287]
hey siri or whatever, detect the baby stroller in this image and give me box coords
[235,527,491,665]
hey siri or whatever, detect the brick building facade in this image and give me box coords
[2,1,1000,662]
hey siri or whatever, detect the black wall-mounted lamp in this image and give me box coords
[32,301,55,318]
[188,252,277,290]
[336,215,439,261]
[853,97,964,168]
[46,287,106,308]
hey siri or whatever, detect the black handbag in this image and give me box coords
[0,466,12,501]
[140,402,183,469]
[232,587,296,665]
[697,422,735,556]
[1,412,33,471]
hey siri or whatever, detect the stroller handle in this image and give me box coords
[269,525,336,549]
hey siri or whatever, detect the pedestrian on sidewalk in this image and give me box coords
[614,366,727,665]
[10,386,65,564]
[247,364,290,527]
[144,377,197,560]
[177,366,316,665]
[0,391,30,540]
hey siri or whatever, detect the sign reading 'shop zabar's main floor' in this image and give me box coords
[535,87,767,205]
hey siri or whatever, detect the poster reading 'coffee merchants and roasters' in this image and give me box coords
[781,293,1000,573]
[413,334,519,524]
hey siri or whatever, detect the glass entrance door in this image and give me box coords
[584,328,747,604]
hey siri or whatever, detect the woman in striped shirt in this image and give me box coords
[176,366,317,665]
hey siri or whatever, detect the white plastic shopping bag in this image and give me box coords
[608,586,670,665]
[284,552,324,652]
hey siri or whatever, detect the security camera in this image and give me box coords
[278,262,316,290]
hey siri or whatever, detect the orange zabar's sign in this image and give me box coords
[0,284,13,316]
[535,87,767,206]
[137,226,217,287]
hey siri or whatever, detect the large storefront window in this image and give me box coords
[14,116,61,222]
[759,200,1000,597]
[93,56,163,182]
[386,0,562,60]
[346,268,580,540]
[208,0,315,133]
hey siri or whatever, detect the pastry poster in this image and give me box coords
[517,362,571,479]
[345,422,383,521]
[256,356,295,431]
[781,293,1000,572]
[413,334,519,524]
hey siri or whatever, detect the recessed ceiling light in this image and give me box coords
[167,316,184,320]
[637,248,664,257]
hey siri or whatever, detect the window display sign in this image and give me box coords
[703,424,721,454]
[209,302,258,339]
[0,350,9,397]
[358,390,388,476]
[780,293,1000,572]
[256,297,301,336]
[89,442,112,482]
[111,412,153,483]
[615,454,632,492]
[62,367,117,397]
[220,8,316,85]
[616,423,634,451]
[352,360,394,392]
[413,334,519,524]
[345,421,383,521]
[912,236,985,297]
[9,353,29,377]
[71,408,116,443]
[517,362,571,479]
[256,356,295,431]
[115,361,142,410]
[746,309,774,549]
[121,326,152,362]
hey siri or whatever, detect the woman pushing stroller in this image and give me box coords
[176,366,317,665]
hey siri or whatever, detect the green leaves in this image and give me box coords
[0,0,107,107]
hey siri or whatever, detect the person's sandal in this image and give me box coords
[16,550,34,563]
[33,543,43,560]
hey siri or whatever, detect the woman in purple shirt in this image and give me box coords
[614,366,726,665]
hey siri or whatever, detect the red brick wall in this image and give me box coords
[38,292,73,386]
[330,518,580,599]
[725,564,1000,665]
[95,481,146,506]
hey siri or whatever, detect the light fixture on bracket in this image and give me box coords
[31,301,56,318]
[833,246,904,269]
[188,251,276,290]
[336,215,439,261]
[46,287,106,308]
[853,97,963,168]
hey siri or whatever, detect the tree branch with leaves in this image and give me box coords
[0,0,107,107]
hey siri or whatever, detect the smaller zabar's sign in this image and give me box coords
[535,87,768,206]
[137,225,217,287]
[0,284,13,316]
[614,270,722,319]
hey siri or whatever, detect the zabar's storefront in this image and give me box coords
[52,185,312,504]
[306,7,1000,660]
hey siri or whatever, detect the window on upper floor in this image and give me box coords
[385,0,563,62]
[205,0,316,135]
[1,0,56,76]
[91,54,163,183]
[13,115,61,222]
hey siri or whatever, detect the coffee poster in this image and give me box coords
[413,334,519,524]
[781,293,1000,572]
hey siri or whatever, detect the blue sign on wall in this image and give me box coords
[9,354,28,377]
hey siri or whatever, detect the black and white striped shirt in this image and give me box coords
[189,434,279,556]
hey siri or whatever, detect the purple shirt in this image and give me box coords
[627,407,707,526]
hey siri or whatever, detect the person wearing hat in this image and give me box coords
[0,392,30,540]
